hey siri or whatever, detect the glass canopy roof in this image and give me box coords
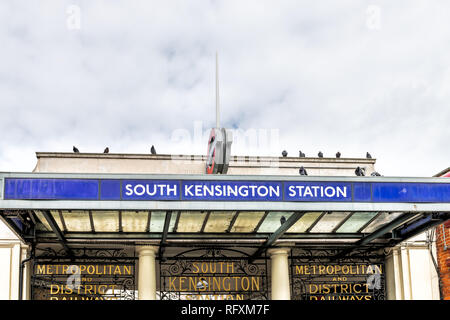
[32,209,404,236]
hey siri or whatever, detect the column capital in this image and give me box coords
[267,247,291,257]
[136,245,158,256]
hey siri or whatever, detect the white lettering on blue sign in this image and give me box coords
[184,184,280,198]
[284,182,352,201]
[125,184,177,196]
[121,180,180,200]
[287,185,347,198]
[182,181,282,201]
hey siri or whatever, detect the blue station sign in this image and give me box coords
[2,178,450,203]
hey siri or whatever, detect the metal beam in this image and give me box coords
[2,200,450,212]
[0,212,26,242]
[158,211,172,259]
[305,212,326,233]
[58,210,68,233]
[172,211,180,233]
[253,211,269,233]
[145,211,151,232]
[226,211,240,233]
[358,212,422,246]
[35,231,367,240]
[200,211,211,233]
[331,212,355,233]
[331,212,423,260]
[42,210,73,255]
[393,212,450,243]
[40,210,72,256]
[356,212,382,233]
[118,211,123,232]
[88,210,95,233]
[249,211,306,262]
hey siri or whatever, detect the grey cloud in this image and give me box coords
[0,1,448,176]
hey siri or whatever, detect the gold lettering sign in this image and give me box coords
[35,264,132,275]
[164,261,262,300]
[293,263,384,301]
[33,263,134,300]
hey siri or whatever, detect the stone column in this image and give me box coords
[136,246,158,300]
[268,248,291,300]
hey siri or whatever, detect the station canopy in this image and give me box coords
[1,172,449,258]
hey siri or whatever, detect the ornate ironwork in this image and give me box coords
[31,247,136,300]
[290,248,386,300]
[159,248,268,300]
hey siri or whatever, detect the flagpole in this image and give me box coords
[216,51,220,128]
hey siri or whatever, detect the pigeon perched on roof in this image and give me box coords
[336,152,341,158]
[151,145,156,155]
[366,152,372,159]
[318,151,323,158]
[104,147,109,154]
[282,150,288,157]
[280,216,286,225]
[299,151,306,157]
[73,146,79,153]
[299,166,308,176]
[371,171,382,176]
[355,166,366,176]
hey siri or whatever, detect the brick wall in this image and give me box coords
[436,220,450,300]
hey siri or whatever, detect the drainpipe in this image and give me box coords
[19,245,34,300]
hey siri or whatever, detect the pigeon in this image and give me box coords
[299,166,308,176]
[73,146,79,153]
[318,151,323,158]
[280,216,286,225]
[151,145,156,155]
[355,166,366,176]
[104,147,109,153]
[366,152,372,159]
[282,150,288,157]
[336,151,341,158]
[299,151,306,157]
[371,171,382,176]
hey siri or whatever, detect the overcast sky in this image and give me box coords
[0,1,449,177]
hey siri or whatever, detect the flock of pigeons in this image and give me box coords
[72,145,157,155]
[282,150,372,159]
[71,146,379,177]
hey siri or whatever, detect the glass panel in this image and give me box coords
[168,212,179,232]
[122,211,149,232]
[91,211,119,232]
[35,222,49,232]
[150,211,167,232]
[230,211,265,233]
[336,212,379,233]
[204,211,235,233]
[61,210,91,232]
[34,210,51,231]
[175,211,206,233]
[257,212,294,233]
[286,212,322,233]
[361,212,404,233]
[50,210,65,231]
[310,212,351,233]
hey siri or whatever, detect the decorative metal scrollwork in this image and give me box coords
[159,248,268,300]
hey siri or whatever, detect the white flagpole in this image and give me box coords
[216,51,220,128]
